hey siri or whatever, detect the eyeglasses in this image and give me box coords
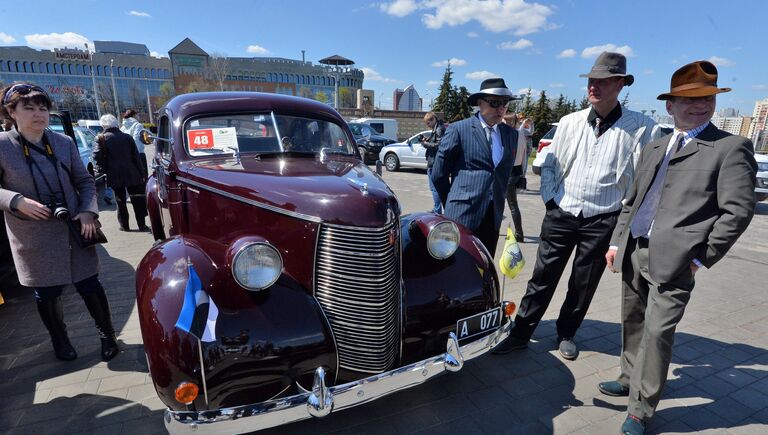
[2,83,48,105]
[482,98,510,109]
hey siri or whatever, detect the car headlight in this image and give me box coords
[427,221,460,259]
[232,242,283,290]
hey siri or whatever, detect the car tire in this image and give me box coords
[756,193,768,202]
[384,153,400,172]
[532,165,541,175]
[358,146,368,164]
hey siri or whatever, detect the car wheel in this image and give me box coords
[358,146,368,163]
[384,153,400,172]
[756,193,768,202]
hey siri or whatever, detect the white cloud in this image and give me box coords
[426,80,440,85]
[150,51,161,58]
[431,57,467,67]
[361,67,400,83]
[127,10,151,18]
[497,38,533,50]
[467,31,479,38]
[708,56,734,67]
[246,45,270,55]
[25,32,90,50]
[517,87,538,96]
[380,0,418,17]
[0,32,15,44]
[380,0,555,35]
[465,70,498,80]
[548,83,565,88]
[752,84,767,91]
[556,48,576,59]
[581,44,634,58]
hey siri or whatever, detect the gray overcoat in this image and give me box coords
[0,129,100,287]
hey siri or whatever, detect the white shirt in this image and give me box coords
[478,114,503,168]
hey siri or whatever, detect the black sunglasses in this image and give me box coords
[3,83,48,105]
[482,98,510,109]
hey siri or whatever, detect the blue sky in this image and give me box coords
[1,0,765,115]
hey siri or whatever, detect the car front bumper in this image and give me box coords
[165,321,511,434]
[756,175,767,200]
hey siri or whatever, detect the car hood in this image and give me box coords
[355,133,392,143]
[179,155,400,227]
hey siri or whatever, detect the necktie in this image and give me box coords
[485,126,493,146]
[630,134,685,239]
[594,118,602,137]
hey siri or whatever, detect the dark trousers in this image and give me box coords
[620,237,694,419]
[34,274,102,300]
[506,167,524,238]
[511,207,619,341]
[139,152,149,179]
[473,201,499,258]
[114,184,148,230]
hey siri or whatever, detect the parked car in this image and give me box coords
[77,119,103,134]
[755,152,768,202]
[348,121,396,163]
[531,123,558,175]
[378,130,432,171]
[351,117,398,141]
[136,92,515,434]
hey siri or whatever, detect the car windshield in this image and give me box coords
[542,126,557,140]
[185,113,355,157]
[348,123,372,137]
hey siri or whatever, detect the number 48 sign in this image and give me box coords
[188,129,214,149]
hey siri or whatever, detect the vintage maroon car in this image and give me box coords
[135,92,515,433]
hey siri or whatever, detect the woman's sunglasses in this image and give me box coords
[3,83,48,105]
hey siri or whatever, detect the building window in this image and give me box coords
[53,63,59,74]
[96,65,101,76]
[131,67,136,77]
[0,61,4,72]
[46,63,51,73]
[144,67,149,78]
[151,68,156,79]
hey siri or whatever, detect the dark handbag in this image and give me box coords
[516,177,527,190]
[66,217,108,248]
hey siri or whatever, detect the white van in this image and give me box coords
[77,119,103,134]
[353,118,398,141]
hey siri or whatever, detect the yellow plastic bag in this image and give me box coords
[499,227,525,279]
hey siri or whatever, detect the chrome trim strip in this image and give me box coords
[164,321,511,434]
[176,176,323,223]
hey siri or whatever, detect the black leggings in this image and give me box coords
[34,274,103,301]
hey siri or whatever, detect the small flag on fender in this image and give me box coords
[175,262,219,342]
[498,227,525,279]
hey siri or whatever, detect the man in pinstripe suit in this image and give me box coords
[494,52,662,358]
[430,78,518,257]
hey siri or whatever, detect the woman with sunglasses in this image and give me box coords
[0,82,119,362]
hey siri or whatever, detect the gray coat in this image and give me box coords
[611,123,757,283]
[0,129,100,287]
[93,127,145,189]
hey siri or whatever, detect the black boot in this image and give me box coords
[80,287,119,361]
[36,297,77,361]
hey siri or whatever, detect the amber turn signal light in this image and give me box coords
[175,382,199,404]
[503,301,517,317]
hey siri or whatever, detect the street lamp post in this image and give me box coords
[85,43,101,119]
[110,59,119,117]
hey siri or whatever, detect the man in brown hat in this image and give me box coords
[431,77,518,256]
[494,52,661,358]
[599,60,757,435]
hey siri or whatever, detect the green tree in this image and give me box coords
[519,88,534,117]
[432,65,454,116]
[531,90,553,143]
[452,86,472,121]
[552,93,570,122]
[314,90,329,104]
[579,95,590,109]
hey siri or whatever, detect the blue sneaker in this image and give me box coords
[620,415,645,435]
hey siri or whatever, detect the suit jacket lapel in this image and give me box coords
[673,122,716,161]
[471,116,493,164]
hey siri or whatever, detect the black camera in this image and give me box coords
[48,202,70,221]
[45,196,107,248]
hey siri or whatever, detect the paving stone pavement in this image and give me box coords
[1,153,766,435]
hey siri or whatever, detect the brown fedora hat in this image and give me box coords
[657,60,731,100]
[579,52,634,86]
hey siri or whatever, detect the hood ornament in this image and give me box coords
[346,177,369,196]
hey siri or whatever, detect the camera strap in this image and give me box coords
[16,131,68,208]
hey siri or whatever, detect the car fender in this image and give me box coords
[398,213,501,364]
[145,175,165,240]
[136,235,337,411]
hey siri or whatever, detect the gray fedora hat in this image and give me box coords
[468,78,517,106]
[579,52,634,86]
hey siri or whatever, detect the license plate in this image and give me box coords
[456,307,501,341]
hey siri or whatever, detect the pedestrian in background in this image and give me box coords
[431,78,518,256]
[121,109,148,179]
[494,52,661,359]
[517,114,533,190]
[420,111,445,214]
[0,82,119,362]
[503,112,528,242]
[601,60,756,435]
[94,114,148,232]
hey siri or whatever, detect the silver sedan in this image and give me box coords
[378,130,432,171]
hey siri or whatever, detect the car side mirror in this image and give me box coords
[140,129,172,145]
[375,160,383,176]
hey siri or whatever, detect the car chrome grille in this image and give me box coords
[315,221,401,374]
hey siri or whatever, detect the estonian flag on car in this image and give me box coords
[175,263,218,342]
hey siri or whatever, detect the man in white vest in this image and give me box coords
[494,52,662,359]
